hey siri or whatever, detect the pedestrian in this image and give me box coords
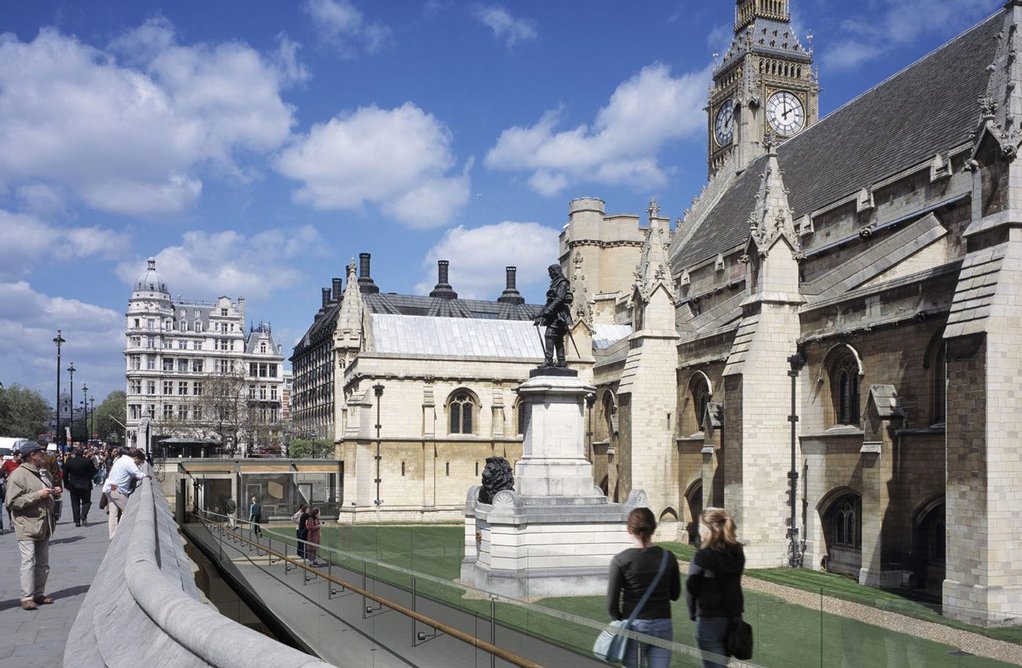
[63,447,97,527]
[305,507,322,565]
[606,507,681,668]
[249,496,262,536]
[685,507,746,668]
[5,441,61,610]
[1,450,21,531]
[101,448,147,541]
[294,504,309,559]
[42,446,63,524]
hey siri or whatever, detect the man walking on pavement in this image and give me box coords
[63,447,97,527]
[5,441,60,610]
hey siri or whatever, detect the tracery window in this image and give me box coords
[448,391,476,435]
[688,374,711,433]
[831,494,861,548]
[830,352,861,426]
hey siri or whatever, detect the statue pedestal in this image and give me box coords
[461,370,641,598]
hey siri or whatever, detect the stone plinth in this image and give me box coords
[461,369,642,598]
[514,372,601,498]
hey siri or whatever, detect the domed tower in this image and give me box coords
[125,258,173,446]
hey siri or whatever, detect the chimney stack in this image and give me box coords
[321,288,331,308]
[429,260,457,299]
[497,266,525,304]
[332,277,342,302]
[357,252,379,294]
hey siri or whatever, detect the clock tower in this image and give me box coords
[708,0,819,177]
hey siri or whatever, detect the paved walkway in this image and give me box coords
[0,509,110,667]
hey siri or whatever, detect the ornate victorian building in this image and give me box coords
[125,259,285,454]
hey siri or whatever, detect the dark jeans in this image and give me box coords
[250,515,262,536]
[68,486,92,524]
[695,616,731,668]
[297,528,307,557]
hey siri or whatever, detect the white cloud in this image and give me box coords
[414,221,559,299]
[472,5,538,48]
[0,209,130,280]
[114,225,325,300]
[304,0,393,57]
[486,63,711,196]
[0,281,125,405]
[822,0,998,71]
[275,103,471,228]
[0,19,299,216]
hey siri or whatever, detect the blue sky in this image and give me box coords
[0,0,1004,406]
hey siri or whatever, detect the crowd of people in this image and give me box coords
[1,440,148,611]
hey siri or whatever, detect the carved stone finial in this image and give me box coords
[647,198,661,222]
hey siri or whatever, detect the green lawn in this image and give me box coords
[262,525,1016,667]
[747,567,1022,647]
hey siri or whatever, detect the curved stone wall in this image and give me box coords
[65,476,331,667]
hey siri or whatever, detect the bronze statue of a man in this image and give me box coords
[533,264,572,367]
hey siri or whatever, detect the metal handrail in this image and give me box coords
[196,512,543,668]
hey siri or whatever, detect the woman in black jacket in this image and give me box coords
[685,507,745,668]
[607,507,681,668]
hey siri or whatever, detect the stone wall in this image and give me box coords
[65,475,329,668]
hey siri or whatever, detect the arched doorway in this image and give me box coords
[684,480,703,545]
[820,491,862,577]
[912,497,945,593]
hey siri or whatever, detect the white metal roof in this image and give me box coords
[370,313,544,358]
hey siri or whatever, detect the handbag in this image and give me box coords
[98,492,109,510]
[593,548,671,664]
[727,616,754,660]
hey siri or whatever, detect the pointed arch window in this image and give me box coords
[448,391,476,435]
[831,494,861,548]
[829,352,861,426]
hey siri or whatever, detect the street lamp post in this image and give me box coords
[67,362,75,447]
[81,383,88,445]
[373,384,384,507]
[90,397,95,440]
[145,406,153,463]
[53,330,65,447]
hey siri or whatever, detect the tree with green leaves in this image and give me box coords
[94,390,127,444]
[286,438,334,458]
[0,383,52,439]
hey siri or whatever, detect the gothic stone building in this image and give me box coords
[293,0,1022,626]
[577,0,1022,626]
[291,254,548,519]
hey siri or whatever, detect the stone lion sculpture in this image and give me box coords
[478,456,514,504]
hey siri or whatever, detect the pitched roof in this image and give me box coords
[370,313,543,359]
[673,9,1004,273]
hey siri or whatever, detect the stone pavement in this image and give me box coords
[0,508,110,667]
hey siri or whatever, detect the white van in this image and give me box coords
[0,437,38,461]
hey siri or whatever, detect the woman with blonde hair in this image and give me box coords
[606,507,681,668]
[685,507,745,667]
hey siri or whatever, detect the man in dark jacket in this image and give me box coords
[63,448,97,527]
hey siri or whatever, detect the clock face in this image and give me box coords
[766,91,805,136]
[714,99,735,147]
